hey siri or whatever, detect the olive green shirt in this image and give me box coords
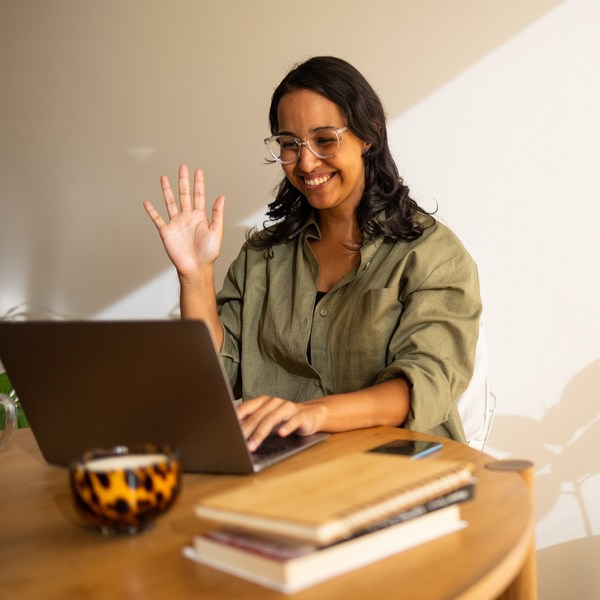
[216,212,482,443]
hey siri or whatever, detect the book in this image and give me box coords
[194,452,474,545]
[184,501,469,594]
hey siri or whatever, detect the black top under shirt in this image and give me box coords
[307,291,327,365]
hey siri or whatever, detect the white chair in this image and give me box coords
[455,314,497,452]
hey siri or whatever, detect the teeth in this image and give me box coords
[305,173,332,186]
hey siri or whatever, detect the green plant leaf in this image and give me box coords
[0,372,30,429]
[0,371,13,395]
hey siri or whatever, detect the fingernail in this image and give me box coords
[247,440,256,452]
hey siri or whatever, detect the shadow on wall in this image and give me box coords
[489,358,600,599]
[490,358,600,528]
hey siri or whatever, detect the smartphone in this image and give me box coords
[367,439,442,459]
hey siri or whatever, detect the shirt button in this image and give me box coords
[320,308,328,316]
[315,380,321,387]
[364,261,371,270]
[302,318,308,325]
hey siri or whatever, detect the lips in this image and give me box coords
[304,172,334,187]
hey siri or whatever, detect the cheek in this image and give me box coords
[339,160,363,185]
[282,165,295,181]
[282,166,303,190]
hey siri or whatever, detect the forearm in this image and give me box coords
[239,378,411,451]
[179,268,223,350]
[305,378,411,433]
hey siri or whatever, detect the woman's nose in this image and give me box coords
[297,144,322,172]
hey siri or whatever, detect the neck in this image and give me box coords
[315,206,362,246]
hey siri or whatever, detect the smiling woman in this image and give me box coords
[143,56,482,451]
[276,90,367,217]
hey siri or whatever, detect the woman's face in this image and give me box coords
[277,89,369,217]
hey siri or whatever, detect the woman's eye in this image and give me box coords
[281,139,299,150]
[315,136,336,147]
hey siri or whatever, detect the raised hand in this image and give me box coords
[143,165,225,277]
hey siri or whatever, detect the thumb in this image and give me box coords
[211,195,226,234]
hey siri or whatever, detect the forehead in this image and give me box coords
[277,89,346,134]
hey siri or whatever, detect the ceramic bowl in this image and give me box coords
[70,443,181,536]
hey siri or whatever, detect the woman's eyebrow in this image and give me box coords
[276,126,340,136]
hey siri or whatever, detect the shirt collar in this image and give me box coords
[289,209,321,241]
[290,209,387,256]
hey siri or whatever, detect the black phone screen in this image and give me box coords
[367,440,442,459]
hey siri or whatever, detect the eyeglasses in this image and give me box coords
[264,127,348,164]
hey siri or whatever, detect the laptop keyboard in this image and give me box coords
[251,444,298,458]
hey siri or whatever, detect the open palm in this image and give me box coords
[144,165,225,276]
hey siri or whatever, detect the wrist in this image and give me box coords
[178,265,214,288]
[304,399,330,431]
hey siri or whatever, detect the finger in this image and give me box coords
[239,395,285,427]
[236,397,264,421]
[247,414,293,450]
[161,175,180,220]
[211,195,226,237]
[239,396,279,436]
[178,165,193,211]
[277,411,314,437]
[143,201,167,231]
[244,400,297,451]
[193,169,206,213]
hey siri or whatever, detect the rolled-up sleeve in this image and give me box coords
[375,249,482,442]
[216,246,247,397]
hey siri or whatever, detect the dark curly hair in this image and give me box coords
[248,56,432,248]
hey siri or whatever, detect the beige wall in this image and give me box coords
[0,0,566,318]
[2,1,598,596]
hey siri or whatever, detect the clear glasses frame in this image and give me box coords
[264,126,348,164]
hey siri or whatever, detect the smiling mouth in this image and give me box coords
[304,173,333,187]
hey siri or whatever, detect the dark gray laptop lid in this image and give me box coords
[0,320,256,473]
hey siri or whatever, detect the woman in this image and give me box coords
[144,56,482,450]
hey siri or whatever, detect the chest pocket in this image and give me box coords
[344,287,403,382]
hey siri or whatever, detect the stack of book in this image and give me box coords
[184,452,475,594]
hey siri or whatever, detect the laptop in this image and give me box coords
[0,320,329,473]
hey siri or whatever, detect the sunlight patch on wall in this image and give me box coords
[92,267,179,320]
[536,493,590,549]
[386,0,600,419]
[236,206,270,229]
[384,0,600,554]
[89,204,270,323]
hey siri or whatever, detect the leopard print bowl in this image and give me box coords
[70,443,181,536]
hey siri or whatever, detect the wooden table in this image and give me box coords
[0,427,534,600]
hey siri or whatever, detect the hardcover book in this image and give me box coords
[185,501,469,594]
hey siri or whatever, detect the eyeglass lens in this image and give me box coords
[269,130,341,162]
